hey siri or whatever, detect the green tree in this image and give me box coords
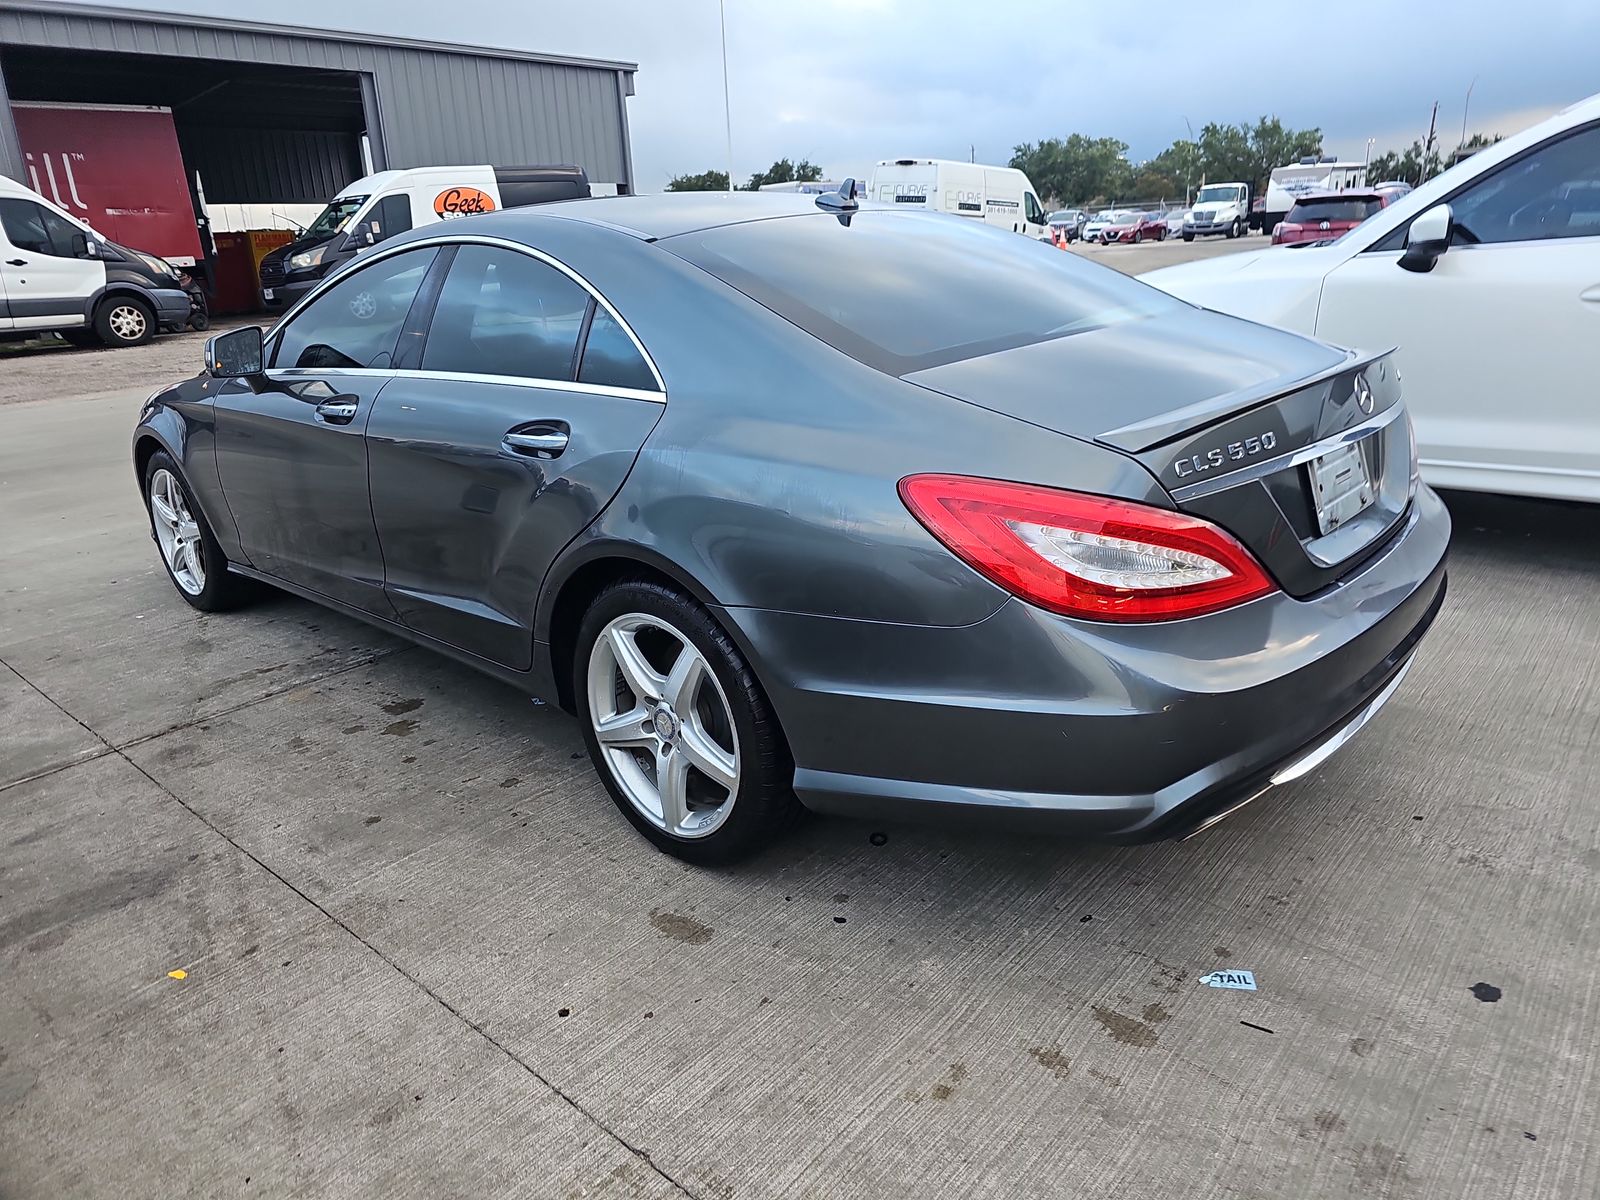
[665,169,730,192]
[1366,141,1442,186]
[1196,117,1322,196]
[742,158,824,190]
[1010,134,1134,206]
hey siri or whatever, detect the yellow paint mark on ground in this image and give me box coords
[167,969,187,980]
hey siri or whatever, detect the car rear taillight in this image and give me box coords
[899,475,1276,622]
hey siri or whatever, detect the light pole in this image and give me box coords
[1364,137,1374,168]
[1183,116,1195,205]
[719,0,734,194]
[1460,76,1478,156]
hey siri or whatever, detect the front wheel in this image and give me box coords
[1226,219,1240,239]
[576,579,803,864]
[143,451,257,612]
[1133,230,1143,244]
[1182,231,1195,243]
[95,296,156,347]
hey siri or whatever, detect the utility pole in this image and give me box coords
[1423,101,1439,181]
[1460,76,1478,155]
[719,0,734,194]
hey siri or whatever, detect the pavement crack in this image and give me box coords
[0,652,701,1200]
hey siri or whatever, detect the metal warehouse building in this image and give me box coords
[0,1,638,205]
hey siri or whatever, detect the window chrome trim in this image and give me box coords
[1168,401,1405,503]
[266,232,667,396]
[266,366,665,404]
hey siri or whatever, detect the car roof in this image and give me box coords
[513,192,840,241]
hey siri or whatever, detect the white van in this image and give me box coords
[0,174,191,347]
[258,163,590,312]
[866,159,1049,237]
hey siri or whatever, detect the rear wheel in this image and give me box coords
[95,296,156,347]
[575,579,802,864]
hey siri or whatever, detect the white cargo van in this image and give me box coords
[866,159,1049,237]
[258,163,590,312]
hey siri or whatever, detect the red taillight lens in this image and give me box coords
[898,474,1276,622]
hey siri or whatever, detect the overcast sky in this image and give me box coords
[101,0,1599,188]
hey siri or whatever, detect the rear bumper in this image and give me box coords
[725,485,1450,840]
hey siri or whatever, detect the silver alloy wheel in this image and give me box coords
[586,612,740,839]
[148,468,206,596]
[108,303,148,342]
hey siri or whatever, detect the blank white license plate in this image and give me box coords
[1308,442,1374,534]
[262,288,275,300]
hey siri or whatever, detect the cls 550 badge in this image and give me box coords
[1173,431,1278,478]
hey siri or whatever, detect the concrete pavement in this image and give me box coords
[2,385,1597,1199]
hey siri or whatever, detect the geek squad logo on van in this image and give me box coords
[434,187,496,219]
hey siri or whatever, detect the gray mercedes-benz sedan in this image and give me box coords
[132,192,1449,863]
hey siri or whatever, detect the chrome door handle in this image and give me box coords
[504,430,569,455]
[315,400,359,424]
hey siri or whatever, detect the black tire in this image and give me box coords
[574,578,804,865]
[142,450,257,612]
[1133,230,1143,244]
[1182,232,1194,243]
[60,329,103,349]
[94,295,156,347]
[188,308,210,332]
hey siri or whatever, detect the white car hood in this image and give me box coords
[1140,244,1347,332]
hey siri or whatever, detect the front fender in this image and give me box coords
[132,378,244,561]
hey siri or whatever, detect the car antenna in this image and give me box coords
[815,178,859,213]
[816,178,859,225]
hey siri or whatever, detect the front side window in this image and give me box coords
[1024,192,1046,225]
[1449,125,1600,244]
[368,195,413,245]
[0,198,80,258]
[422,245,590,380]
[579,307,658,392]
[271,247,435,370]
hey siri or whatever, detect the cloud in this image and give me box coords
[92,0,1600,189]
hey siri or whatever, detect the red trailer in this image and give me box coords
[10,101,203,266]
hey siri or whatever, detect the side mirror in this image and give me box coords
[1399,203,1452,274]
[71,231,96,258]
[206,326,264,378]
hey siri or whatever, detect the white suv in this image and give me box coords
[1145,93,1600,503]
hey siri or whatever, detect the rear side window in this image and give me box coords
[1286,198,1382,223]
[0,198,80,258]
[579,307,658,392]
[423,246,590,380]
[667,211,1181,375]
[272,247,435,370]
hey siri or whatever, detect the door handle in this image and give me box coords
[503,428,569,456]
[5,258,25,266]
[1581,285,1600,304]
[315,399,359,424]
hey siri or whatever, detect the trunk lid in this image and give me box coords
[904,308,1416,597]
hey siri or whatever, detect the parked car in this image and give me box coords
[1271,191,1394,246]
[1144,90,1600,503]
[1080,210,1132,243]
[1164,209,1191,238]
[0,174,192,348]
[134,194,1448,863]
[1048,208,1087,241]
[867,158,1049,237]
[1104,211,1167,243]
[1372,180,1415,202]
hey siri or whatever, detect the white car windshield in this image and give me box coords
[1194,187,1238,205]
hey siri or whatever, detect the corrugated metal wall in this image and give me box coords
[180,128,363,205]
[0,2,636,190]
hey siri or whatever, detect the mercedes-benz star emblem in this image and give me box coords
[1355,375,1375,415]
